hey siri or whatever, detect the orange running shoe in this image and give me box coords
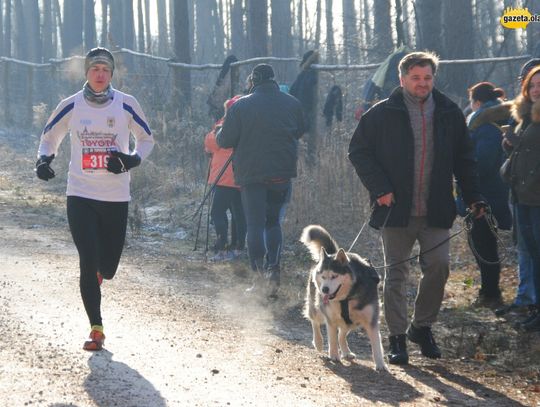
[97,272,103,286]
[83,329,105,351]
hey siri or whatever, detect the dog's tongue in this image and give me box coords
[323,294,330,305]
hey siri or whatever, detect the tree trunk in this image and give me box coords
[414,0,441,54]
[394,0,405,47]
[373,0,393,59]
[168,0,175,52]
[362,0,372,59]
[342,0,359,64]
[157,0,168,55]
[230,0,245,58]
[4,0,11,57]
[247,0,267,57]
[83,0,96,51]
[100,0,108,46]
[212,0,224,61]
[271,0,292,57]
[0,0,4,57]
[144,0,151,52]
[173,0,192,113]
[123,0,135,50]
[22,0,41,61]
[42,0,54,60]
[195,0,213,63]
[314,0,321,49]
[62,0,83,56]
[13,0,26,59]
[442,0,474,96]
[402,0,410,47]
[109,0,123,47]
[53,0,62,55]
[137,0,145,52]
[296,0,304,56]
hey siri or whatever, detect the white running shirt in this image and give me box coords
[38,89,154,202]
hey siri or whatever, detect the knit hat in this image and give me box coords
[85,47,115,75]
[519,58,540,82]
[251,64,275,85]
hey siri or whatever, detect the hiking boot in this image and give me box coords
[472,292,504,309]
[523,314,540,332]
[495,303,530,317]
[83,328,105,351]
[406,324,441,359]
[515,307,539,330]
[388,334,409,365]
[266,265,281,299]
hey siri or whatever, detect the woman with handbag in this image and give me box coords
[464,82,512,307]
[507,66,540,332]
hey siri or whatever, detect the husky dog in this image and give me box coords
[301,225,387,371]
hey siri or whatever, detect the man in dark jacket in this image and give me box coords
[217,63,305,297]
[349,52,485,365]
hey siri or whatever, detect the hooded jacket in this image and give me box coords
[508,96,540,206]
[216,81,305,186]
[463,100,512,229]
[349,87,483,229]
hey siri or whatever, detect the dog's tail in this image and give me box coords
[300,225,339,261]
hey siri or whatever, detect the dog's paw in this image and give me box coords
[341,351,356,361]
[325,354,341,363]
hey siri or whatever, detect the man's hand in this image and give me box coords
[106,151,141,174]
[35,154,55,181]
[470,201,488,219]
[377,192,394,207]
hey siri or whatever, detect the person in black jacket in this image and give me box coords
[349,52,485,365]
[217,64,305,298]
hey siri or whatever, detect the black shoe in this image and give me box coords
[388,334,409,365]
[515,307,539,329]
[406,324,441,359]
[472,292,504,309]
[245,272,267,295]
[495,303,530,317]
[523,314,540,332]
[265,265,280,299]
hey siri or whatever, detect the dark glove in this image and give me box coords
[106,151,141,174]
[35,154,55,181]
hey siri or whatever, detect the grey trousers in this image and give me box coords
[382,217,450,336]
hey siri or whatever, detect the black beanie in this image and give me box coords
[85,47,115,75]
[520,58,540,82]
[251,64,275,85]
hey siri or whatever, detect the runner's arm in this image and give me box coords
[37,97,74,157]
[123,95,155,160]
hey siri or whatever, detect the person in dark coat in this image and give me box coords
[348,52,485,365]
[504,65,540,332]
[462,82,512,308]
[217,64,305,298]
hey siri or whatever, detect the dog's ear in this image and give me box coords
[335,248,349,265]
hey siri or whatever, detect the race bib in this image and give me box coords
[81,147,116,173]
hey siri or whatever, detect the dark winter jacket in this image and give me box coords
[348,87,483,229]
[216,81,305,186]
[457,100,512,229]
[507,96,540,206]
[290,51,319,131]
[323,85,343,127]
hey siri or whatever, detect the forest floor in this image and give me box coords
[0,128,539,406]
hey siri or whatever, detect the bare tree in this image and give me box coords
[342,0,359,64]
[247,0,267,57]
[414,0,441,54]
[62,0,83,56]
[100,0,108,46]
[373,0,393,58]
[0,0,4,56]
[21,0,41,61]
[271,0,292,57]
[230,0,245,58]
[325,0,336,63]
[144,0,151,52]
[109,0,123,47]
[314,0,321,49]
[362,0,372,58]
[123,0,135,50]
[157,0,168,55]
[212,0,224,60]
[137,0,145,52]
[14,0,26,59]
[173,0,192,108]
[394,0,405,47]
[4,0,11,57]
[195,1,214,63]
[296,0,304,55]
[42,0,54,60]
[83,0,96,51]
[442,0,474,96]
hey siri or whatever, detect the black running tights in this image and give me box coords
[67,196,128,327]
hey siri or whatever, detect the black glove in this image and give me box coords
[106,151,141,174]
[35,154,55,181]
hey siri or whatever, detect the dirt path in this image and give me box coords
[0,130,537,406]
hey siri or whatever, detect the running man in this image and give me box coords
[35,47,154,351]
